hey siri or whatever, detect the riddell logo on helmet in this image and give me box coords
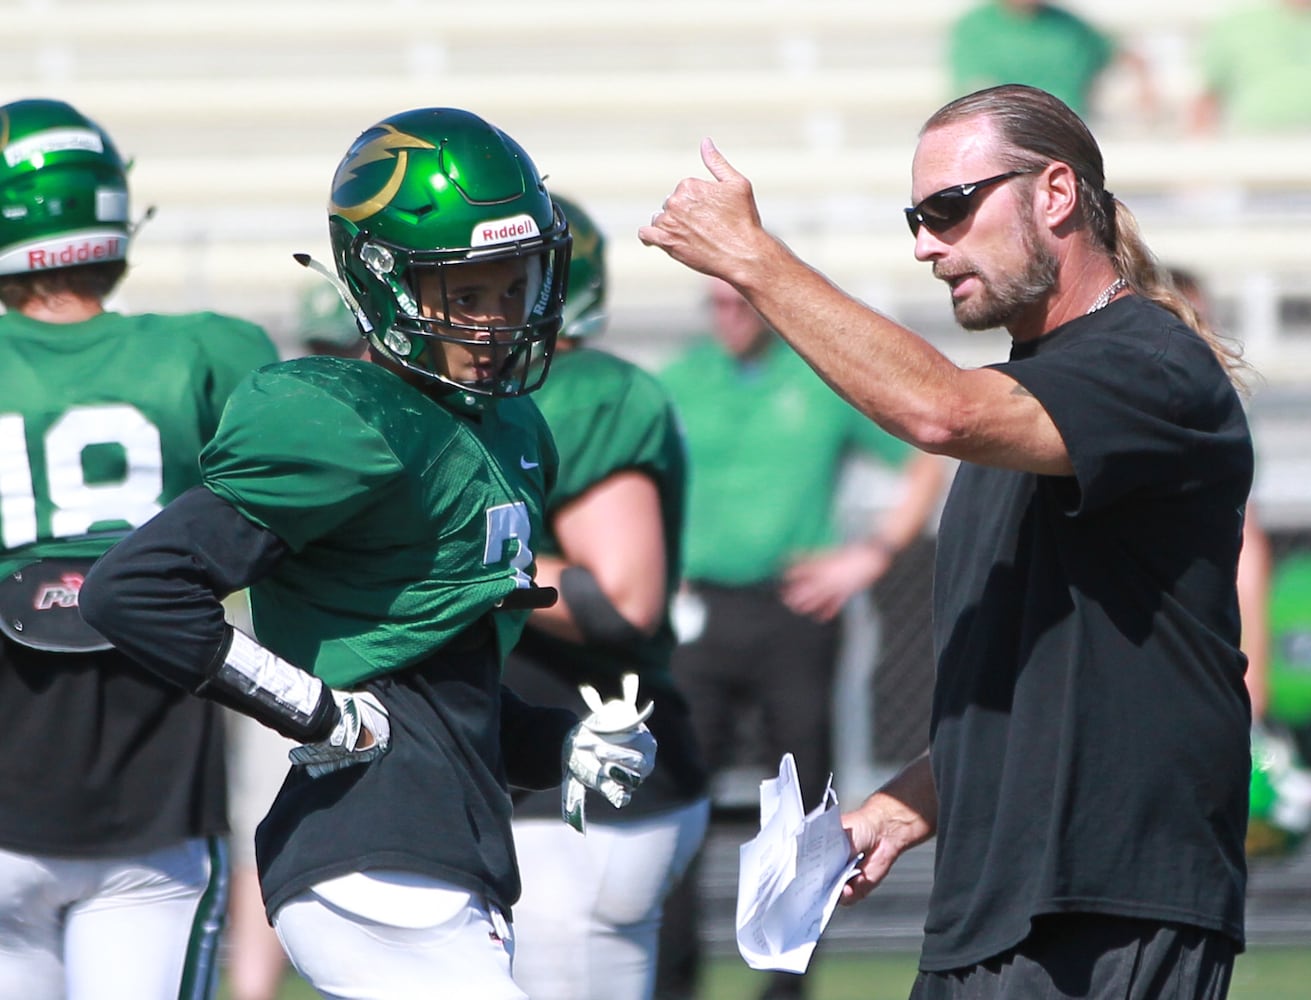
[25,236,123,270]
[471,214,540,248]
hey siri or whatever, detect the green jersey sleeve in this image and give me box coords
[200,363,407,550]
[190,312,282,438]
[537,349,683,515]
[517,348,686,681]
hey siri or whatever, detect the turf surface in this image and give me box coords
[220,945,1311,999]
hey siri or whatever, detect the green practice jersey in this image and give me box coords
[0,310,279,577]
[201,357,558,688]
[528,346,685,681]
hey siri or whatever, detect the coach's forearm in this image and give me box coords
[733,238,965,453]
[733,239,1072,474]
[861,750,938,851]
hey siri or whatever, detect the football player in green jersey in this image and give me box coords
[81,108,656,999]
[0,98,280,1000]
[503,195,710,1000]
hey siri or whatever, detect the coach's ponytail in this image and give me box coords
[1110,199,1248,390]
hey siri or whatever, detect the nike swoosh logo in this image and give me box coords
[520,456,539,470]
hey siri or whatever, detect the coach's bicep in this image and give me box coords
[929,367,1073,476]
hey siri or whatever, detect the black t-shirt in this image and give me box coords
[924,296,1252,970]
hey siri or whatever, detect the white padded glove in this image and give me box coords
[562,673,657,833]
[288,689,391,779]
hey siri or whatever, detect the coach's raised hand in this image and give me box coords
[638,138,770,282]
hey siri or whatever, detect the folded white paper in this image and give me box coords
[735,753,862,973]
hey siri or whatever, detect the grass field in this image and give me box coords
[221,945,1311,999]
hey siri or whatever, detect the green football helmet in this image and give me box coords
[552,194,607,340]
[0,98,130,276]
[327,107,571,398]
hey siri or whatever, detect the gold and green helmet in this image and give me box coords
[0,98,130,276]
[327,107,571,398]
[551,194,607,340]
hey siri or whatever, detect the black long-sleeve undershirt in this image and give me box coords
[81,486,580,759]
[79,486,343,741]
[82,485,289,685]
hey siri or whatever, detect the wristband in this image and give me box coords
[560,565,645,648]
[196,626,337,742]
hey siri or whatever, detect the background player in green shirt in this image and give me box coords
[1190,0,1311,134]
[0,98,280,999]
[504,195,710,1000]
[81,107,656,999]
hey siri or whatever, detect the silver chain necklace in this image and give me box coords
[1086,277,1127,314]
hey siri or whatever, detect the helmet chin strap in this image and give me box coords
[293,252,371,332]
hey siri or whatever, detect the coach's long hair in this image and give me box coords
[923,84,1247,389]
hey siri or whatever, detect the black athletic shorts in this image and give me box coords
[910,913,1236,1000]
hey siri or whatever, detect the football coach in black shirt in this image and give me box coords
[640,83,1251,1000]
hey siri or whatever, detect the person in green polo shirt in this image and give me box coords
[1190,0,1311,134]
[948,0,1154,119]
[656,278,945,1000]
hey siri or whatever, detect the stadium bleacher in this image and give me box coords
[4,0,1306,375]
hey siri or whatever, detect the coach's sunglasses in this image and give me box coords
[904,170,1032,237]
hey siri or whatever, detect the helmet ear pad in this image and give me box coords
[0,99,131,277]
[329,217,394,341]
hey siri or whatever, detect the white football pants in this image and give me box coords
[511,798,710,1000]
[0,838,225,1000]
[272,871,525,999]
